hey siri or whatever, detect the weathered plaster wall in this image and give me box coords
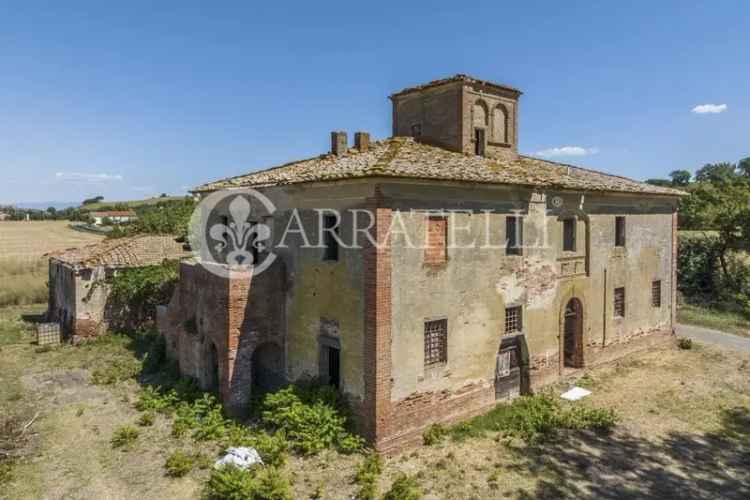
[379,180,676,446]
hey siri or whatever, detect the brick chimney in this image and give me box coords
[331,131,347,156]
[354,131,370,152]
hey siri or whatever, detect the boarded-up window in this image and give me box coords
[615,216,626,247]
[506,216,523,255]
[505,306,523,334]
[614,287,625,317]
[652,280,662,307]
[563,218,576,252]
[474,128,486,156]
[424,216,447,265]
[496,350,511,378]
[424,319,447,366]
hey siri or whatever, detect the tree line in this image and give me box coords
[647,157,750,314]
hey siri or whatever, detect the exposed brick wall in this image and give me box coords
[424,216,447,265]
[381,382,496,452]
[362,189,393,446]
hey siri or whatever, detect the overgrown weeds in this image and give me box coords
[354,452,382,500]
[111,425,139,449]
[260,383,364,455]
[164,450,195,477]
[382,473,422,500]
[424,394,617,446]
[205,464,292,500]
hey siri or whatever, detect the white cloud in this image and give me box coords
[55,172,123,183]
[692,103,727,114]
[534,146,599,158]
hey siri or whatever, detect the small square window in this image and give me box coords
[411,123,422,137]
[506,216,523,256]
[614,287,625,317]
[651,280,662,308]
[424,319,447,366]
[615,216,626,247]
[563,218,576,252]
[505,306,523,334]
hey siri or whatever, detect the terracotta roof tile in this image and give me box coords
[193,137,684,197]
[48,235,190,268]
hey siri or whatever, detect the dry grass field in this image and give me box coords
[0,221,103,306]
[1,304,748,499]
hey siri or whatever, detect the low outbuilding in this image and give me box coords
[47,234,190,342]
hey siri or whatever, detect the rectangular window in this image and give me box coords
[424,216,447,265]
[323,214,339,261]
[474,128,486,156]
[615,216,626,247]
[424,319,447,366]
[504,306,523,334]
[506,216,523,255]
[614,287,626,317]
[563,218,576,252]
[652,280,662,308]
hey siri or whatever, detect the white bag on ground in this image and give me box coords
[214,447,263,469]
[560,386,591,401]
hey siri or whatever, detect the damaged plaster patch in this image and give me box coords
[496,258,558,309]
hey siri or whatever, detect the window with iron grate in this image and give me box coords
[651,280,662,307]
[614,287,626,317]
[505,306,523,334]
[424,319,447,366]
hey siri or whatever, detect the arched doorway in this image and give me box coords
[252,342,285,394]
[563,298,583,368]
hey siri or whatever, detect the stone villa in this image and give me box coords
[158,75,683,451]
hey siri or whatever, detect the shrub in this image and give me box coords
[455,394,617,442]
[111,425,139,449]
[164,450,194,477]
[205,465,292,500]
[261,384,362,455]
[107,261,180,322]
[382,473,422,500]
[137,412,155,427]
[354,452,382,500]
[422,423,448,446]
[90,357,142,385]
[678,337,694,350]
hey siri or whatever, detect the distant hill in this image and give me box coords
[80,196,189,211]
[11,201,79,210]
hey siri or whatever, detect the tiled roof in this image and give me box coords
[193,137,684,197]
[48,235,190,268]
[390,74,522,98]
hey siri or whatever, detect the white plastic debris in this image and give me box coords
[560,386,591,401]
[214,447,263,469]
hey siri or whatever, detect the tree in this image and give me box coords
[738,157,750,177]
[695,162,737,184]
[669,170,692,186]
[645,178,673,187]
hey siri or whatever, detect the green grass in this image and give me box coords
[678,303,750,338]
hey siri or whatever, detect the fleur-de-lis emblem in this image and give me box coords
[209,195,270,266]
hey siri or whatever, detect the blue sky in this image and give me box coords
[0,1,747,204]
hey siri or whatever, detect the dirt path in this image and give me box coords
[677,323,750,352]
